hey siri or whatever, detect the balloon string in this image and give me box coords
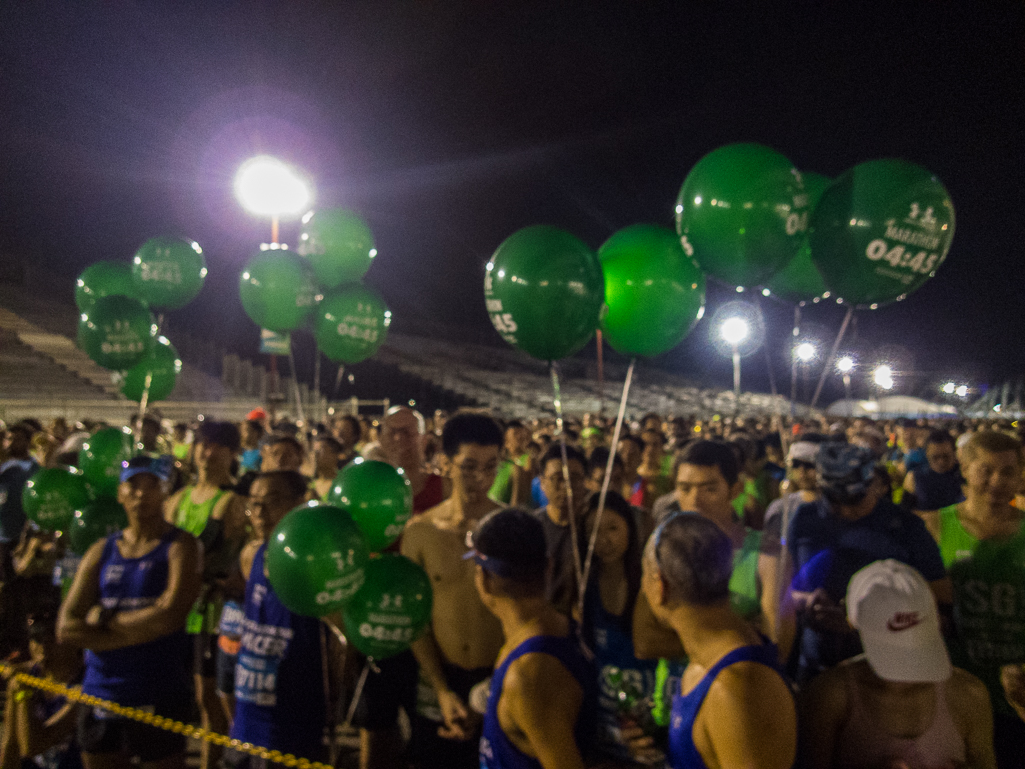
[287,346,307,428]
[810,306,854,410]
[549,362,583,592]
[321,621,348,765]
[577,357,635,618]
[135,313,163,448]
[789,305,801,421]
[755,295,788,455]
[343,657,376,729]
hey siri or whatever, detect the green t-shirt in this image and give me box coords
[939,503,1025,716]
[488,460,515,504]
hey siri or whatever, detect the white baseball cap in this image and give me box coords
[846,559,951,683]
[787,441,819,464]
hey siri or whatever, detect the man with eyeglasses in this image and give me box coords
[531,443,588,617]
[402,413,506,768]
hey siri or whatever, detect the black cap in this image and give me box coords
[463,508,547,580]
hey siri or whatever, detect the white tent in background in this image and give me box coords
[826,396,957,418]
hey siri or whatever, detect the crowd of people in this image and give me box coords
[0,405,1024,769]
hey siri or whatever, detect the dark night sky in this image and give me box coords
[1,2,1023,401]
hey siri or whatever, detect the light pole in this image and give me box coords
[721,317,750,407]
[234,156,313,404]
[794,341,818,402]
[234,155,312,243]
[837,355,855,401]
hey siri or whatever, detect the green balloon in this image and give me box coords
[598,224,706,357]
[78,295,156,370]
[314,284,390,364]
[265,504,370,617]
[79,427,134,497]
[675,143,809,288]
[239,250,320,332]
[343,554,432,659]
[484,225,605,361]
[121,337,181,402]
[132,236,207,311]
[809,159,955,308]
[76,262,139,313]
[22,468,91,532]
[68,497,127,555]
[299,209,377,288]
[327,459,413,552]
[766,172,832,304]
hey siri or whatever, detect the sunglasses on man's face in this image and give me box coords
[790,460,816,471]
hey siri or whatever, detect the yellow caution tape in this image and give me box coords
[0,663,331,769]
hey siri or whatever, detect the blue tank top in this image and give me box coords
[82,528,191,706]
[583,587,657,760]
[230,545,326,756]
[479,631,596,769]
[667,642,784,769]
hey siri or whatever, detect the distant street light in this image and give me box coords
[873,365,894,390]
[942,381,956,394]
[234,155,312,243]
[956,385,968,397]
[836,356,855,400]
[795,342,818,363]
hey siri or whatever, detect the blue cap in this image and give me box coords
[119,455,173,483]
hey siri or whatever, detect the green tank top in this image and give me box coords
[176,487,228,635]
[175,486,226,537]
[938,504,979,568]
[729,528,763,620]
[941,505,1025,716]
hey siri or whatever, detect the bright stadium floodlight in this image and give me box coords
[956,385,968,397]
[795,342,818,363]
[234,156,312,242]
[837,356,855,374]
[942,381,956,394]
[873,365,894,390]
[720,317,750,347]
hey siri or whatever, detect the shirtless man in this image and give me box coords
[402,413,505,767]
[163,422,246,769]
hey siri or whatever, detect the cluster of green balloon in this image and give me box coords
[327,459,412,551]
[120,336,181,402]
[132,237,208,311]
[484,225,605,361]
[76,262,139,313]
[265,503,370,617]
[68,497,128,555]
[77,294,156,371]
[342,554,432,659]
[676,143,809,288]
[809,159,955,308]
[22,468,91,532]
[766,172,832,304]
[598,225,706,357]
[299,209,376,288]
[239,249,320,332]
[314,283,390,364]
[78,427,134,497]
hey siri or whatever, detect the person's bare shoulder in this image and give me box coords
[704,660,797,749]
[948,666,992,714]
[400,499,448,558]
